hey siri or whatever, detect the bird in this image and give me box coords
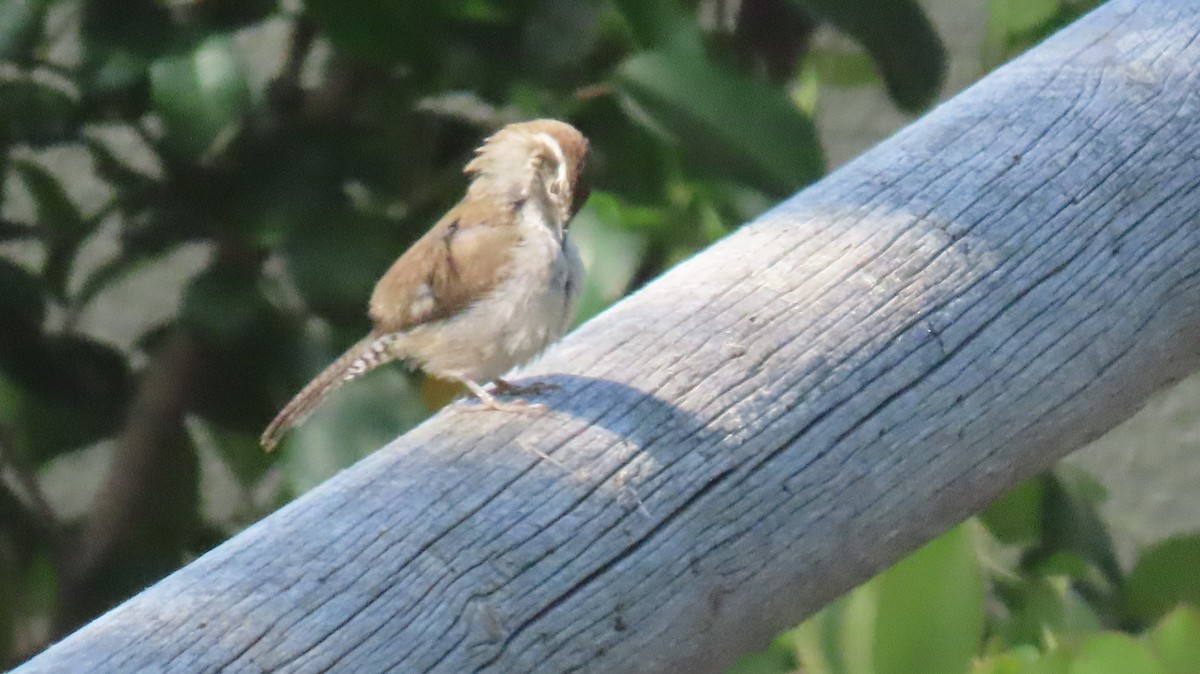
[260,119,590,451]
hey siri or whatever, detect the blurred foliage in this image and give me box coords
[0,0,1189,671]
[983,0,1106,68]
[729,470,1200,674]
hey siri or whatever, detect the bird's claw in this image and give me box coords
[490,378,560,397]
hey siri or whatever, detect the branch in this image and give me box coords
[17,0,1200,671]
[265,16,318,118]
[52,329,200,634]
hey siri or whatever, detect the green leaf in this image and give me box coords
[81,0,173,57]
[0,335,133,464]
[1148,607,1200,674]
[792,525,984,674]
[1040,468,1121,585]
[0,535,12,654]
[1070,634,1166,674]
[615,46,824,197]
[77,0,162,113]
[84,136,158,193]
[568,194,650,324]
[70,248,170,319]
[0,79,81,146]
[150,36,251,160]
[0,545,56,658]
[793,616,836,674]
[180,265,269,347]
[873,525,985,674]
[795,572,885,674]
[184,280,306,433]
[1025,652,1073,674]
[11,159,84,232]
[0,259,46,338]
[807,48,880,88]
[11,159,87,298]
[189,419,275,489]
[1034,551,1092,581]
[114,218,195,279]
[972,647,1070,674]
[0,220,37,241]
[189,0,278,31]
[0,0,51,63]
[788,0,945,111]
[984,0,1105,65]
[841,582,882,674]
[610,0,698,50]
[1124,535,1200,623]
[982,477,1046,545]
[993,576,1102,647]
[79,43,153,116]
[283,210,405,324]
[726,634,798,674]
[305,0,446,71]
[521,0,604,77]
[574,97,675,204]
[988,0,1059,38]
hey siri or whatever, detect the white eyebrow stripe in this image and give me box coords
[534,132,569,187]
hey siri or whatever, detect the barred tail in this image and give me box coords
[260,332,398,451]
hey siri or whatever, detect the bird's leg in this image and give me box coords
[490,378,519,395]
[457,377,546,412]
[490,377,560,397]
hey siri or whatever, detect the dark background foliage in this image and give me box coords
[2,0,1196,671]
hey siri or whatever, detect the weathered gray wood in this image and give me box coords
[18,1,1200,671]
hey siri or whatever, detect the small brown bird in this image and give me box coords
[260,120,590,451]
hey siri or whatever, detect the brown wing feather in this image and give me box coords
[369,198,520,332]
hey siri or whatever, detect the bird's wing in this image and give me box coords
[369,199,521,332]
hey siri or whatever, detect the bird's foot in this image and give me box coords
[458,378,547,413]
[490,378,560,397]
